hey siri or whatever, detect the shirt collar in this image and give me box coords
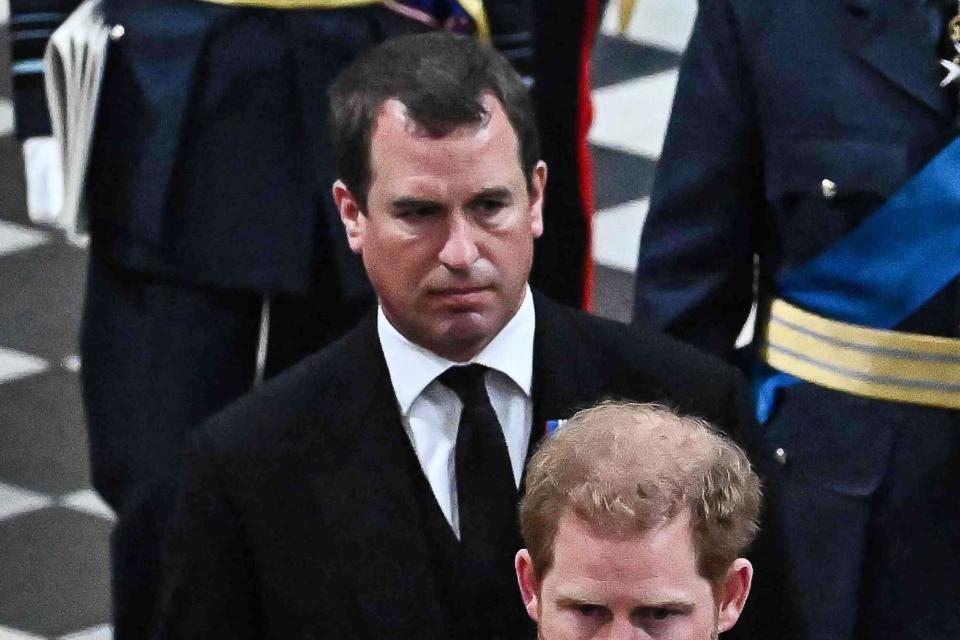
[378,285,536,415]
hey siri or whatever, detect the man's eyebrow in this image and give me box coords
[470,187,512,201]
[554,595,604,608]
[633,598,696,613]
[554,592,696,611]
[390,197,443,209]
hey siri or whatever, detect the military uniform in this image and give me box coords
[9,0,81,139]
[633,0,960,637]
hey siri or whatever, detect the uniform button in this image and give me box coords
[109,24,126,42]
[821,178,837,199]
[773,447,788,466]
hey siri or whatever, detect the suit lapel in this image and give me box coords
[310,315,453,636]
[527,294,599,467]
[845,0,952,117]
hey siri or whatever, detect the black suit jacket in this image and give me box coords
[156,294,754,638]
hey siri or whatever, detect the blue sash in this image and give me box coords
[755,135,960,422]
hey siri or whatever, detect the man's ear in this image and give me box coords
[515,549,542,623]
[717,558,753,633]
[333,179,365,254]
[528,161,547,239]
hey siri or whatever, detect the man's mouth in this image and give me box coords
[430,286,491,304]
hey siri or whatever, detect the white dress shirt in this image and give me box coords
[378,286,535,538]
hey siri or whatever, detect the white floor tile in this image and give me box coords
[59,489,115,522]
[0,347,48,385]
[0,627,44,640]
[601,0,698,54]
[0,99,12,138]
[0,482,54,522]
[59,624,113,640]
[0,220,49,257]
[61,354,82,373]
[592,198,649,272]
[589,70,679,159]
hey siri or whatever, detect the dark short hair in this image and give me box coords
[329,31,539,212]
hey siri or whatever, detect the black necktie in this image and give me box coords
[438,365,518,560]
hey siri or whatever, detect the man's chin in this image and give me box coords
[432,317,497,361]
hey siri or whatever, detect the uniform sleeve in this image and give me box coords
[726,361,761,455]
[632,0,762,362]
[8,0,81,139]
[155,432,260,639]
[483,0,533,81]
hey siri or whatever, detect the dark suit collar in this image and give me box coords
[530,293,571,441]
[342,309,538,636]
[334,310,455,540]
[317,312,457,636]
[844,0,953,117]
[527,292,595,466]
[355,293,584,497]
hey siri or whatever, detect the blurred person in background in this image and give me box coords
[633,0,960,637]
[7,0,78,222]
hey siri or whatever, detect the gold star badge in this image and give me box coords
[941,41,960,88]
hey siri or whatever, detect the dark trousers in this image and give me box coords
[734,383,960,639]
[79,252,370,638]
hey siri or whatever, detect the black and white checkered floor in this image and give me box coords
[0,3,696,637]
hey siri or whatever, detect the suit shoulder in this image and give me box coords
[550,301,732,379]
[194,319,374,465]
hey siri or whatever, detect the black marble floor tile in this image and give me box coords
[592,263,634,324]
[0,506,111,637]
[0,368,89,495]
[591,143,657,210]
[1,20,29,225]
[592,34,682,89]
[0,134,28,224]
[1,21,11,98]
[0,241,85,361]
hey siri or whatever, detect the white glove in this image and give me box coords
[22,136,65,226]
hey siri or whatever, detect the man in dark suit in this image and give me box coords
[515,402,759,640]
[157,32,754,639]
[633,0,960,637]
[79,3,532,637]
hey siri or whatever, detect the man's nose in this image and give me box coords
[438,212,479,270]
[600,619,648,640]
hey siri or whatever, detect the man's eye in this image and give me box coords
[637,607,678,622]
[574,604,604,617]
[474,199,505,214]
[397,206,437,218]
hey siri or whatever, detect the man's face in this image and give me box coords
[515,513,751,640]
[335,95,545,362]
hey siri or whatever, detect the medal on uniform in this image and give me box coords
[940,3,960,88]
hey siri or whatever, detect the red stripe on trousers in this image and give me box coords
[577,0,601,311]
